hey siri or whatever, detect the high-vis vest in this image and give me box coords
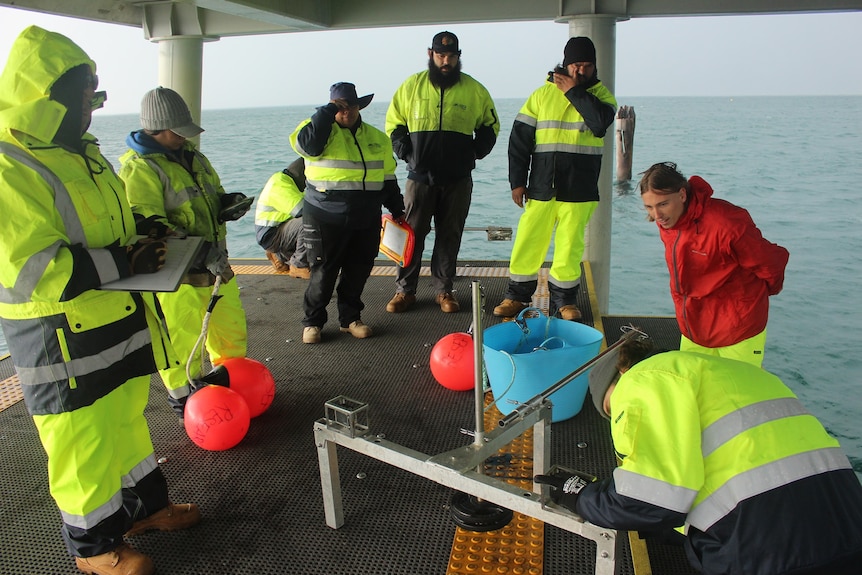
[291,119,396,193]
[610,351,850,533]
[254,170,304,234]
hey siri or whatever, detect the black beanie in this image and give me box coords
[563,37,596,66]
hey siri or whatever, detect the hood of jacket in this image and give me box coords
[0,25,96,143]
[126,130,174,156]
[671,175,713,230]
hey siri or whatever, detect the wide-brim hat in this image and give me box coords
[329,82,373,110]
[588,346,621,420]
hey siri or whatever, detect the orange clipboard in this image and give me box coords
[379,214,415,267]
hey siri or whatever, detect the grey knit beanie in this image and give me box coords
[140,87,203,138]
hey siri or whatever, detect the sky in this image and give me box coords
[1,6,861,114]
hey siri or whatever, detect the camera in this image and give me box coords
[547,65,568,82]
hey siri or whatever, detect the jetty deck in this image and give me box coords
[0,260,695,575]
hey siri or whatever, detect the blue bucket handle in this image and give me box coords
[533,336,567,351]
[514,306,546,335]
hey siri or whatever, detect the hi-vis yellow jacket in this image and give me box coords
[576,351,862,575]
[254,169,304,245]
[385,70,498,185]
[0,26,175,415]
[509,79,616,202]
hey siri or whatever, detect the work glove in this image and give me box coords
[534,469,597,511]
[127,238,167,274]
[218,193,252,222]
[134,214,172,239]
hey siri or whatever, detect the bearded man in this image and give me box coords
[384,31,499,314]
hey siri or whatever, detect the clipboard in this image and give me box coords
[379,215,415,267]
[99,235,205,292]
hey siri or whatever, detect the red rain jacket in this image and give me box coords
[659,176,789,348]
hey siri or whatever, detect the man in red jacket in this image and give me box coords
[638,162,789,366]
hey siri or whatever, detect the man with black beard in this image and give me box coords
[385,31,499,314]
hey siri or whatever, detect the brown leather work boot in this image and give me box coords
[386,292,416,313]
[288,266,310,280]
[558,304,582,321]
[340,320,373,339]
[125,503,200,537]
[75,543,154,575]
[493,298,529,317]
[435,292,460,313]
[265,251,289,274]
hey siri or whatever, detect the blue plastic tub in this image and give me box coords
[483,309,603,422]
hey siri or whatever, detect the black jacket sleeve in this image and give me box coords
[381,180,405,219]
[297,103,338,157]
[565,80,616,138]
[508,119,536,190]
[473,117,498,160]
[390,124,412,163]
[575,477,688,532]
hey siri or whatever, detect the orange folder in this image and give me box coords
[379,214,415,267]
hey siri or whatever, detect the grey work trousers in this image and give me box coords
[267,217,308,268]
[395,176,472,296]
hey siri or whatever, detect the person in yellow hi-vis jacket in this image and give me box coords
[0,26,199,575]
[537,337,862,575]
[119,87,249,422]
[254,157,311,279]
[494,37,616,322]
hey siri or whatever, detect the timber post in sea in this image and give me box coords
[615,105,636,181]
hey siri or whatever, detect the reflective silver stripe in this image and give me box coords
[548,277,581,289]
[384,173,396,182]
[167,383,192,400]
[536,120,588,131]
[534,143,603,155]
[16,328,151,386]
[293,140,312,157]
[90,248,121,285]
[142,158,194,211]
[702,397,809,457]
[688,447,852,531]
[312,158,385,170]
[509,272,539,283]
[121,454,159,488]
[289,204,303,218]
[0,241,61,304]
[0,142,87,244]
[515,112,537,127]
[0,144,91,304]
[61,491,123,529]
[613,467,698,513]
[306,179,385,191]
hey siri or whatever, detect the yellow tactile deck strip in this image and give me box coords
[232,263,514,279]
[0,373,22,412]
[446,397,543,575]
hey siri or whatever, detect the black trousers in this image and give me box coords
[301,212,379,328]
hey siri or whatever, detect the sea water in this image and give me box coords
[2,96,861,479]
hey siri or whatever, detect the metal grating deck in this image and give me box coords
[0,260,695,575]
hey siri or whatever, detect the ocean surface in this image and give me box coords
[2,96,861,478]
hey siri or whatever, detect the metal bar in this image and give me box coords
[315,429,344,528]
[497,329,639,428]
[471,280,484,448]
